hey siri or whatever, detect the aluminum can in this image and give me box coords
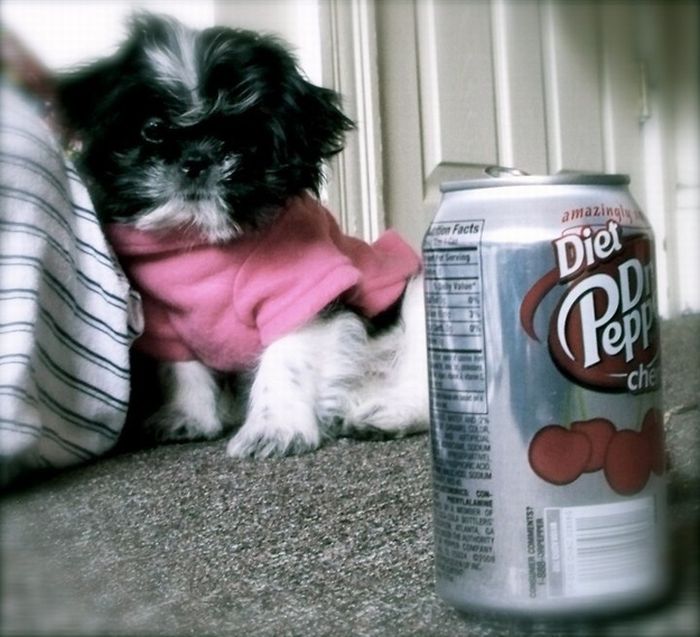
[423,171,669,617]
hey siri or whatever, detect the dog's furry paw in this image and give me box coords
[145,406,223,442]
[226,411,321,458]
[344,393,429,440]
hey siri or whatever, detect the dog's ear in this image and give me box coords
[264,63,354,194]
[271,74,355,194]
[56,60,118,132]
[56,12,164,132]
[293,80,355,161]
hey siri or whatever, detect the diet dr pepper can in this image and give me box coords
[423,171,669,617]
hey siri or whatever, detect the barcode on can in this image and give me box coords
[544,497,659,598]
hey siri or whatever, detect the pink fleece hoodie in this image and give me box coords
[106,194,421,372]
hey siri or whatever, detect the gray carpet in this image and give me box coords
[2,316,698,637]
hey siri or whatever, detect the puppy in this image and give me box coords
[58,13,429,457]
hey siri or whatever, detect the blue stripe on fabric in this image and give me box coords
[0,321,34,333]
[71,206,102,225]
[74,236,117,268]
[0,152,69,198]
[40,271,131,343]
[37,308,130,377]
[0,288,130,346]
[0,314,131,380]
[0,385,38,406]
[35,344,128,411]
[0,186,73,235]
[0,124,62,161]
[35,386,120,439]
[0,419,41,439]
[0,305,130,380]
[0,220,74,266]
[1,254,128,310]
[0,154,99,227]
[0,190,114,266]
[0,316,130,380]
[0,353,31,364]
[0,419,96,461]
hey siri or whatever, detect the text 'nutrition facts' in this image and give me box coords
[423,220,487,415]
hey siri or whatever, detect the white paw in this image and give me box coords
[226,409,321,458]
[145,405,222,441]
[148,360,224,441]
[345,388,429,440]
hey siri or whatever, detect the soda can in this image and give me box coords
[422,170,669,617]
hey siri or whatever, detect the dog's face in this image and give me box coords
[58,14,354,241]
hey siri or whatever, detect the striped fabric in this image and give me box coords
[0,81,142,485]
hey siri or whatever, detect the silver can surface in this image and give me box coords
[423,172,669,617]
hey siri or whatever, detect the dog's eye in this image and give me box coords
[141,118,167,144]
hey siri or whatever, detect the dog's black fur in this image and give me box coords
[58,13,354,235]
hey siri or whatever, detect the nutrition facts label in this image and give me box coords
[423,220,487,415]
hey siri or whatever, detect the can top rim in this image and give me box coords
[440,173,630,192]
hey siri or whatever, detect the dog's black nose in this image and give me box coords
[181,154,209,178]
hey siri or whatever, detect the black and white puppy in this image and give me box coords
[58,13,428,457]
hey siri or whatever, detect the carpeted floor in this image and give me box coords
[1,315,698,637]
